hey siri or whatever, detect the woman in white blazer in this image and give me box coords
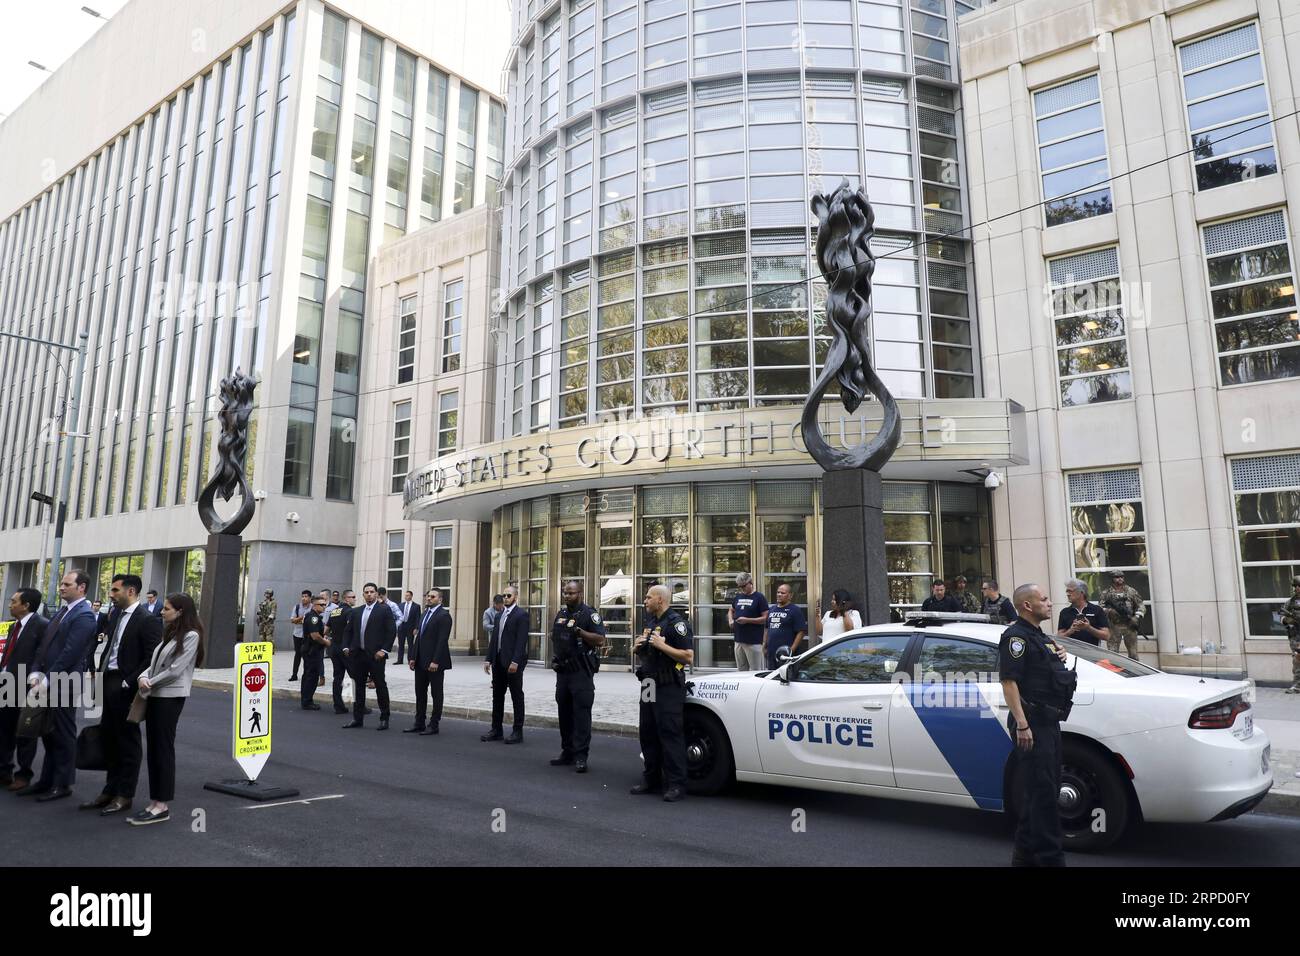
[129,592,204,825]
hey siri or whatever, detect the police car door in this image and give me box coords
[889,634,1011,808]
[753,634,910,788]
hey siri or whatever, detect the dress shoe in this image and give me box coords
[342,720,364,729]
[575,759,588,774]
[480,730,503,742]
[7,777,31,792]
[629,782,660,795]
[288,675,299,682]
[13,783,51,797]
[402,724,425,734]
[301,703,322,711]
[333,706,349,715]
[550,755,575,766]
[504,731,523,745]
[79,793,112,811]
[363,707,374,715]
[377,719,389,731]
[100,797,132,817]
[662,787,685,803]
[36,786,73,803]
[420,725,439,735]
[128,808,169,826]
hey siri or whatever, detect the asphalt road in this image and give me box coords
[4,687,1298,867]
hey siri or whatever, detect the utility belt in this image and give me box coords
[551,654,590,675]
[1022,696,1072,723]
[636,662,684,688]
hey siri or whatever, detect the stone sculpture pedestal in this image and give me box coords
[821,469,891,626]
[199,532,243,669]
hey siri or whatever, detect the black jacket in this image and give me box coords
[2,614,45,682]
[413,606,453,670]
[921,596,963,613]
[96,605,164,687]
[486,604,529,669]
[343,601,396,657]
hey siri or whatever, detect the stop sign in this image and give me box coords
[244,667,267,693]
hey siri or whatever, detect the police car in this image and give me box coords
[682,614,1273,851]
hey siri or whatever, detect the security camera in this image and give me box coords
[984,472,1003,490]
[285,511,301,523]
[253,489,268,501]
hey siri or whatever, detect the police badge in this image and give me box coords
[591,613,601,625]
[675,621,688,637]
[1010,637,1025,658]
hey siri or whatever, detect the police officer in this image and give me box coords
[1099,571,1144,658]
[300,595,329,710]
[1282,576,1300,694]
[325,590,355,715]
[631,584,694,802]
[998,583,1075,867]
[550,580,606,773]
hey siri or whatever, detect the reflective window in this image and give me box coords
[437,391,458,453]
[1067,469,1153,639]
[390,401,412,495]
[1033,75,1112,226]
[397,294,416,384]
[794,635,912,682]
[1048,246,1132,406]
[386,531,406,592]
[1230,453,1300,638]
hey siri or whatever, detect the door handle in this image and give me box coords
[861,702,884,710]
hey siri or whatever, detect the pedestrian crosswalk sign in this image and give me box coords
[234,641,273,780]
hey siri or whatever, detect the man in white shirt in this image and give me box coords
[289,589,312,681]
[396,589,418,665]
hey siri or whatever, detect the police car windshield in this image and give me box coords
[1058,636,1160,677]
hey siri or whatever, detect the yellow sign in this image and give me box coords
[233,641,273,780]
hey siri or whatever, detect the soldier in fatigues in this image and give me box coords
[549,580,606,772]
[1282,576,1300,694]
[300,595,329,710]
[1099,571,1144,658]
[631,584,694,802]
[954,576,981,614]
[256,590,276,643]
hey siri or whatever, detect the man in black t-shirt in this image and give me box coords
[1055,579,1109,647]
[921,580,962,613]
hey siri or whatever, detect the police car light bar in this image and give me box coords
[902,611,994,627]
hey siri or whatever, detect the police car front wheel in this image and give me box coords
[683,708,734,796]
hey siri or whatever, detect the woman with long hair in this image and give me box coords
[130,592,204,825]
[813,589,863,647]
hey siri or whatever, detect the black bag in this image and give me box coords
[16,704,53,740]
[76,724,108,771]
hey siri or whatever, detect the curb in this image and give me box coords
[191,677,642,738]
[1257,789,1300,818]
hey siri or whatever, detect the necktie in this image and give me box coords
[1,620,19,670]
[423,610,432,634]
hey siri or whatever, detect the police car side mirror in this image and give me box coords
[776,645,792,663]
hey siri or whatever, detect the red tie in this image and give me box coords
[1,620,20,670]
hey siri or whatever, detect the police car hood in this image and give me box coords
[687,671,771,698]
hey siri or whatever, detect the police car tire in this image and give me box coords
[683,708,734,796]
[1058,741,1129,851]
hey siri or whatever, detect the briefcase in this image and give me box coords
[76,724,108,771]
[15,703,53,740]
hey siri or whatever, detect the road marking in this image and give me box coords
[242,794,346,810]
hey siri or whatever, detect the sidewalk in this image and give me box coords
[192,652,1300,812]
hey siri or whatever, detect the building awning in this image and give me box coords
[404,399,1028,522]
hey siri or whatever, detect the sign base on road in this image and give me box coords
[203,778,301,802]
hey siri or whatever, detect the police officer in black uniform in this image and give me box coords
[998,582,1076,867]
[325,590,355,715]
[631,583,694,802]
[300,595,329,710]
[550,579,606,773]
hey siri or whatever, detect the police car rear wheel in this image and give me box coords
[683,709,734,796]
[1058,741,1128,852]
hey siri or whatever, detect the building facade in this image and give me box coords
[959,0,1300,680]
[0,0,509,643]
[401,0,1029,669]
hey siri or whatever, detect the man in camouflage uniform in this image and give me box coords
[256,589,277,643]
[1099,571,1143,658]
[1282,576,1300,694]
[954,575,981,615]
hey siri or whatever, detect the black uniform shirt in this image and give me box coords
[1056,602,1108,646]
[921,595,963,613]
[998,616,1069,705]
[651,608,694,652]
[302,611,326,658]
[552,603,606,658]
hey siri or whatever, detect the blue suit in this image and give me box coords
[33,599,98,789]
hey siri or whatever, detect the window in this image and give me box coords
[916,637,999,679]
[1048,246,1132,405]
[531,284,554,428]
[1067,468,1153,638]
[430,527,454,603]
[386,531,405,592]
[1202,209,1299,385]
[885,482,934,612]
[437,391,458,453]
[1179,22,1277,191]
[391,401,412,494]
[794,635,912,682]
[441,279,463,372]
[454,85,478,213]
[422,68,448,223]
[559,265,591,427]
[397,295,416,383]
[1230,453,1300,638]
[1033,75,1112,226]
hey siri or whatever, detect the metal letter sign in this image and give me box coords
[234,641,273,780]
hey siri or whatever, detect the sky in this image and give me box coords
[0,0,128,123]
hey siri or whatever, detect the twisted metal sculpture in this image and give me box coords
[801,179,902,472]
[198,369,258,536]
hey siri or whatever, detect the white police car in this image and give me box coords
[682,615,1273,851]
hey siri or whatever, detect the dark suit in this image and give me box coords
[96,604,163,799]
[33,599,97,790]
[143,600,164,618]
[411,605,453,729]
[343,601,396,723]
[395,600,418,664]
[0,613,45,782]
[486,604,529,734]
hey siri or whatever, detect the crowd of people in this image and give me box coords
[0,571,201,825]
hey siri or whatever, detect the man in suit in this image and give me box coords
[406,587,453,735]
[17,569,98,802]
[143,590,164,617]
[0,588,46,791]
[341,582,395,731]
[482,585,528,744]
[83,574,163,815]
[395,589,418,665]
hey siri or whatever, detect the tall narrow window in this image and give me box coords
[437,391,458,453]
[441,278,463,372]
[1179,22,1277,191]
[1230,453,1300,638]
[421,68,448,223]
[1033,75,1112,226]
[454,85,478,213]
[397,294,416,384]
[391,400,412,494]
[430,527,454,603]
[386,531,406,592]
[1048,246,1132,405]
[1067,468,1153,638]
